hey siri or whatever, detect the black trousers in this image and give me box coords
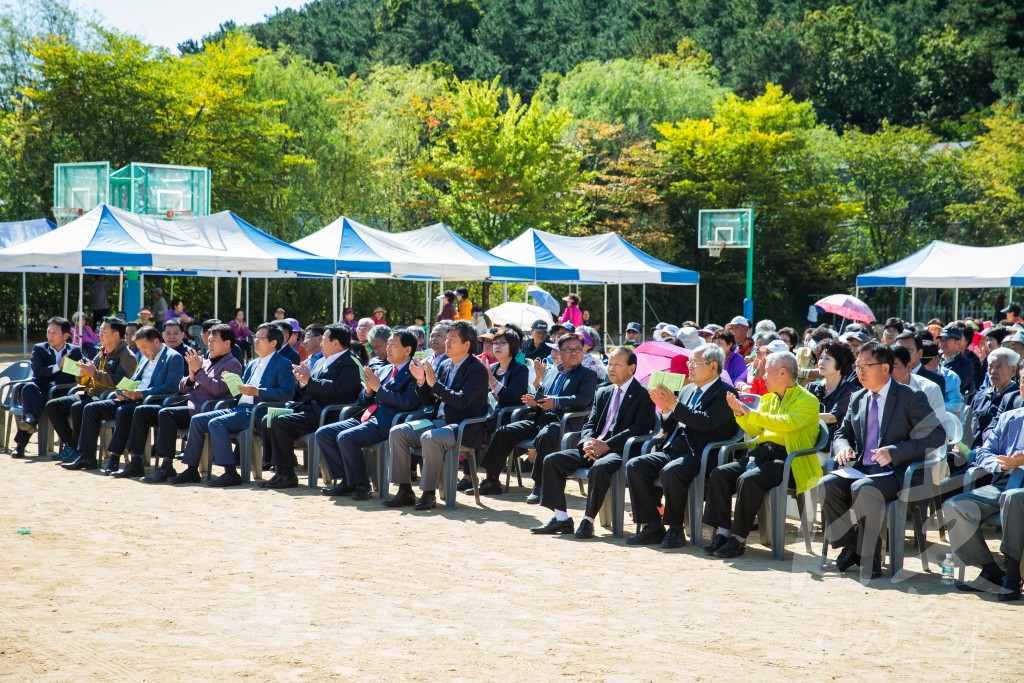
[820,469,901,558]
[79,398,141,461]
[265,409,319,472]
[126,405,190,459]
[45,393,96,449]
[13,383,74,450]
[626,449,706,527]
[703,442,789,539]
[479,417,562,484]
[541,448,622,517]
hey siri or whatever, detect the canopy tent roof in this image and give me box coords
[489,229,699,284]
[0,218,55,248]
[291,216,534,281]
[857,240,1024,288]
[0,204,334,275]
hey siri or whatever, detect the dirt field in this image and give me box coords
[0,347,1019,681]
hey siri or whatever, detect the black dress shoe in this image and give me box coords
[531,516,574,534]
[662,527,687,549]
[704,533,730,555]
[525,487,541,504]
[169,468,202,484]
[143,466,176,483]
[11,447,25,459]
[714,536,745,558]
[111,460,145,478]
[998,576,1023,602]
[322,482,355,496]
[456,478,473,492]
[62,456,97,471]
[626,524,667,546]
[956,568,1005,592]
[264,474,298,489]
[383,489,417,508]
[258,473,282,488]
[823,546,861,573]
[208,471,243,487]
[574,519,594,539]
[351,486,371,501]
[478,480,503,495]
[101,456,120,475]
[413,492,436,511]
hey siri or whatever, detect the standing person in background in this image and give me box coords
[454,286,473,321]
[273,307,287,320]
[228,308,251,360]
[560,293,583,328]
[371,307,388,326]
[342,308,358,337]
[150,287,168,328]
[72,313,99,358]
[89,275,114,320]
[472,307,489,336]
[436,291,457,321]
[165,298,193,327]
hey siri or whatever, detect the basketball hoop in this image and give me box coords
[165,209,193,220]
[52,207,84,226]
[708,241,726,259]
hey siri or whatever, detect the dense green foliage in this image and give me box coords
[1,0,1024,335]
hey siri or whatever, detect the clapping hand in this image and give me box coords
[725,392,750,417]
[292,363,311,383]
[532,359,546,389]
[409,359,426,384]
[422,358,437,387]
[184,348,203,373]
[79,357,95,378]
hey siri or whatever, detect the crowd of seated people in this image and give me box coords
[13,300,1024,603]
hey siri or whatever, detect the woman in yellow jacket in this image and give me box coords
[454,286,473,321]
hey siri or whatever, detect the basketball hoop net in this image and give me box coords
[708,241,726,259]
[52,207,83,227]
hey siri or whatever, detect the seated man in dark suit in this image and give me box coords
[625,343,739,547]
[531,348,656,537]
[261,323,362,490]
[317,330,422,499]
[12,316,82,458]
[272,320,302,364]
[63,325,184,475]
[703,351,821,559]
[943,363,1024,597]
[48,317,137,464]
[160,319,190,362]
[133,325,243,482]
[896,331,945,396]
[170,323,295,487]
[198,318,244,365]
[820,342,945,580]
[384,320,489,511]
[477,333,599,502]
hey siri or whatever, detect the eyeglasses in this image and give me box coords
[254,335,269,343]
[560,347,584,354]
[854,362,883,372]
[492,340,509,347]
[686,360,710,368]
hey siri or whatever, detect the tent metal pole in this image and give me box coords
[911,288,915,322]
[618,283,623,347]
[642,284,646,334]
[22,272,28,355]
[332,272,338,322]
[695,283,700,326]
[77,270,83,340]
[235,273,242,309]
[425,281,430,322]
[954,288,959,320]
[213,276,219,320]
[603,283,607,344]
[263,278,268,322]
[245,277,250,328]
[117,269,123,313]
[502,281,507,304]
[63,274,69,319]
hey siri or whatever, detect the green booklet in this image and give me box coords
[61,357,82,377]
[221,372,243,397]
[413,351,427,360]
[116,377,140,391]
[351,355,366,385]
[265,407,294,426]
[648,370,686,392]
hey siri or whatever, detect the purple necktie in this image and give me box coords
[598,388,623,440]
[861,393,880,466]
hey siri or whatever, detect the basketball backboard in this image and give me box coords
[697,209,753,249]
[53,161,110,212]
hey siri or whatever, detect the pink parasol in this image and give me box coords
[814,294,876,324]
[632,341,689,385]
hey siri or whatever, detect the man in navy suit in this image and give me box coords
[261,323,362,490]
[317,330,422,499]
[63,325,183,474]
[170,323,295,487]
[477,333,599,502]
[385,320,489,511]
[532,347,656,537]
[11,317,82,457]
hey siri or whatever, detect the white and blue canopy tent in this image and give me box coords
[0,204,334,337]
[0,218,56,353]
[856,240,1024,320]
[490,228,701,340]
[289,216,535,320]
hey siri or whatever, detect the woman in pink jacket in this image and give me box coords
[559,293,583,327]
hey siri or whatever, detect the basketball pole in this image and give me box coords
[743,213,755,324]
[63,274,69,319]
[213,276,219,319]
[263,278,268,322]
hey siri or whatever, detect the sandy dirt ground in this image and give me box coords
[0,349,1019,681]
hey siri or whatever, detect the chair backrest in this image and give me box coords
[0,360,31,383]
[738,393,760,409]
[940,411,963,445]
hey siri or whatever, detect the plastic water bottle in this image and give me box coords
[941,553,955,585]
[745,456,756,472]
